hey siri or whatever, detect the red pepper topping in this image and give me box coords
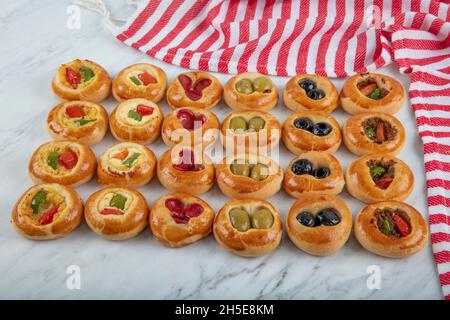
[66,105,85,118]
[39,205,59,225]
[101,208,124,215]
[138,72,157,85]
[176,109,196,130]
[65,67,80,89]
[59,150,78,169]
[136,104,154,116]
[112,149,129,161]
[165,198,184,217]
[164,198,204,224]
[375,177,393,189]
[392,213,411,237]
[184,203,204,218]
[177,74,212,101]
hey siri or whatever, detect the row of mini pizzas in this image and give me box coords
[27,140,414,203]
[51,59,405,115]
[11,184,427,259]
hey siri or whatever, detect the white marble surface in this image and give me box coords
[0,0,442,299]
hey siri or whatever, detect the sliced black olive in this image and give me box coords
[293,117,313,131]
[316,209,340,226]
[307,89,325,100]
[312,122,332,136]
[312,167,330,179]
[296,211,315,227]
[291,159,312,175]
[298,79,316,92]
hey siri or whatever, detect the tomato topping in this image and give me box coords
[392,214,411,237]
[138,72,157,85]
[39,205,59,225]
[136,104,154,116]
[66,105,85,118]
[65,67,80,89]
[112,149,129,161]
[101,208,124,215]
[375,177,393,189]
[59,150,78,169]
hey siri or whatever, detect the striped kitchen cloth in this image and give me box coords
[81,0,450,298]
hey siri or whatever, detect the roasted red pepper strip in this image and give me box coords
[138,72,156,85]
[59,150,78,169]
[375,177,393,189]
[65,67,80,89]
[66,105,85,118]
[136,104,154,116]
[392,214,411,236]
[39,205,59,225]
[101,208,124,215]
[112,149,129,160]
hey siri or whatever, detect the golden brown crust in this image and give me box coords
[11,183,83,240]
[97,142,157,188]
[282,111,341,154]
[149,192,214,247]
[283,74,338,113]
[157,146,215,195]
[29,141,96,187]
[354,201,428,258]
[216,154,283,199]
[345,154,414,203]
[84,187,148,240]
[110,98,163,144]
[112,63,167,102]
[47,100,108,145]
[166,71,222,109]
[224,72,278,111]
[220,110,281,154]
[161,107,220,149]
[213,198,282,257]
[283,152,344,198]
[51,59,111,103]
[286,194,352,256]
[343,112,405,156]
[341,73,405,115]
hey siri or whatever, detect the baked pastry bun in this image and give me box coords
[149,192,214,247]
[11,183,83,240]
[157,146,214,195]
[283,152,344,198]
[224,72,278,111]
[47,100,108,145]
[286,194,352,256]
[282,111,341,154]
[345,154,414,203]
[213,198,282,257]
[112,63,167,102]
[354,201,428,258]
[97,142,156,188]
[52,59,111,102]
[161,107,220,149]
[216,154,283,199]
[29,141,96,187]
[110,98,163,144]
[85,187,148,240]
[343,112,405,156]
[341,73,405,115]
[283,74,338,113]
[166,71,222,109]
[220,110,281,154]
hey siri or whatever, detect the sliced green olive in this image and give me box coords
[229,117,248,131]
[250,208,274,229]
[235,79,254,94]
[250,163,269,181]
[229,208,251,232]
[230,160,250,177]
[248,117,265,132]
[253,76,272,93]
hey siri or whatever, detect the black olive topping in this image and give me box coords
[293,117,314,131]
[291,159,312,175]
[316,209,340,226]
[312,167,330,179]
[307,89,325,100]
[296,211,315,227]
[312,122,332,136]
[298,79,316,92]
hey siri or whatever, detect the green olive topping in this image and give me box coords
[250,163,269,181]
[253,76,272,93]
[235,79,254,94]
[250,208,274,229]
[229,117,248,131]
[248,117,265,132]
[230,160,250,177]
[229,208,251,232]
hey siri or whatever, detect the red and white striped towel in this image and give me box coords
[113,0,450,298]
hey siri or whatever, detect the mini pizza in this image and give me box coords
[97,142,157,188]
[216,153,283,199]
[161,107,220,149]
[166,71,222,109]
[282,111,341,154]
[345,154,414,203]
[224,72,278,111]
[283,74,339,113]
[286,194,352,256]
[220,110,281,154]
[29,141,96,187]
[85,187,148,240]
[354,201,428,258]
[157,146,215,195]
[343,112,406,156]
[110,98,163,144]
[213,198,282,257]
[283,151,345,198]
[47,100,108,145]
[149,192,214,247]
[52,59,111,102]
[341,73,405,114]
[11,183,83,240]
[112,63,167,102]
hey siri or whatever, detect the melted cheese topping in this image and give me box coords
[107,146,146,172]
[38,144,78,175]
[21,188,66,224]
[58,60,97,89]
[60,106,98,128]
